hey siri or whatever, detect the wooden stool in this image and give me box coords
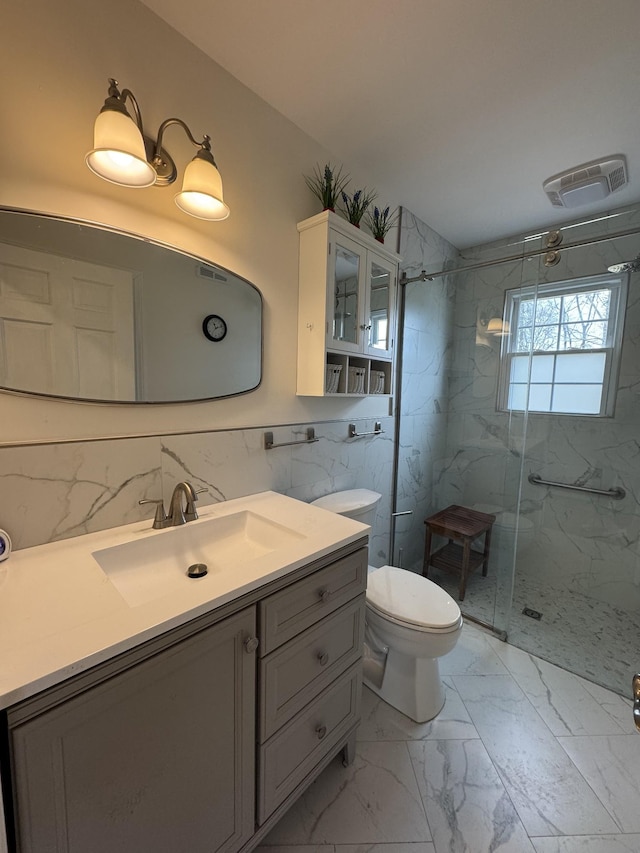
[423,505,496,601]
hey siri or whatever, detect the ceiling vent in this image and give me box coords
[543,156,628,209]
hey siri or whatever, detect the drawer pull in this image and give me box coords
[317,651,329,666]
[244,636,259,654]
[318,588,331,603]
[315,724,327,740]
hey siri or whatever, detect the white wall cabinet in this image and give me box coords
[297,211,400,397]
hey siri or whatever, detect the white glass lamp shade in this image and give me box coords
[175,156,230,220]
[487,318,510,336]
[86,109,156,188]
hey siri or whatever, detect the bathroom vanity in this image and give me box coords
[0,492,368,853]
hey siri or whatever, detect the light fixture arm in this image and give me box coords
[153,119,218,170]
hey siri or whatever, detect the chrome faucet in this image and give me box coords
[169,481,200,526]
[139,481,205,528]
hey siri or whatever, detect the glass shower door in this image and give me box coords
[507,208,640,696]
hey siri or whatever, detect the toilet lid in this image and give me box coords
[310,489,381,514]
[367,566,461,630]
[499,512,533,532]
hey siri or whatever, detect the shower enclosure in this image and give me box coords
[393,203,640,697]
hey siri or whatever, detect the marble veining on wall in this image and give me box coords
[0,418,395,564]
[394,208,459,570]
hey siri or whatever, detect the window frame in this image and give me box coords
[497,273,627,417]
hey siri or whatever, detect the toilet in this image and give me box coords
[472,503,534,554]
[310,489,463,723]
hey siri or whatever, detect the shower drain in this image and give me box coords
[522,607,543,620]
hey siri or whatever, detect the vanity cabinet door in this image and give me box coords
[9,607,257,853]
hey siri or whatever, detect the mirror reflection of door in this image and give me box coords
[0,243,135,399]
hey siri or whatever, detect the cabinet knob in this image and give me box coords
[315,724,327,740]
[318,588,331,603]
[244,637,259,654]
[317,651,329,666]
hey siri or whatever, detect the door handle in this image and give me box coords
[633,674,640,732]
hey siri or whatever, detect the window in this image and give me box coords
[370,310,388,349]
[499,274,627,416]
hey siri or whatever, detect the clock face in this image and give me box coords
[202,314,227,342]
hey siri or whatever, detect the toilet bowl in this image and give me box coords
[310,490,463,723]
[472,503,534,553]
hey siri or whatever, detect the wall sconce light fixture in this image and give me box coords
[86,79,230,221]
[486,317,510,336]
[477,312,510,348]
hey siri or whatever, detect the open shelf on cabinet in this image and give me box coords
[324,353,392,396]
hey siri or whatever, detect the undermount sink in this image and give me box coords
[92,510,305,607]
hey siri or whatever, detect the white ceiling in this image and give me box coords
[141,0,640,248]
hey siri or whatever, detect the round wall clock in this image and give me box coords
[202,314,227,342]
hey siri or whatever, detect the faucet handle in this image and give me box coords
[185,488,207,522]
[139,498,170,529]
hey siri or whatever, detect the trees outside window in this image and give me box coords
[498,274,627,416]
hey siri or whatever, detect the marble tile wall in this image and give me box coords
[0,417,395,564]
[394,209,459,570]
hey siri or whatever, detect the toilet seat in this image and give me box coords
[311,489,381,514]
[472,503,533,534]
[367,566,461,633]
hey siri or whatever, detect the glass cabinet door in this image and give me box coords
[329,235,364,351]
[365,255,395,358]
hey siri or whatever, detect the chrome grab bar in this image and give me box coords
[634,674,640,732]
[528,473,625,500]
[348,422,384,438]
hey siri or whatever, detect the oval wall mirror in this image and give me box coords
[0,208,263,403]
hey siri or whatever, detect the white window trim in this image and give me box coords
[498,273,627,417]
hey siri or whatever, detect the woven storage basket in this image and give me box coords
[370,370,385,394]
[325,363,343,393]
[347,366,366,394]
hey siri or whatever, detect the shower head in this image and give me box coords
[607,254,640,273]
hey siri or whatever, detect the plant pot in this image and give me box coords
[375,235,384,244]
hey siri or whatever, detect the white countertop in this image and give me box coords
[0,491,368,710]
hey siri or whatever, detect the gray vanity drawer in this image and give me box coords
[258,662,361,823]
[259,547,367,654]
[259,595,365,741]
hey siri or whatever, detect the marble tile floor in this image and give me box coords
[429,567,640,700]
[256,622,640,853]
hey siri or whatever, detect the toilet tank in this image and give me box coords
[310,489,382,527]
